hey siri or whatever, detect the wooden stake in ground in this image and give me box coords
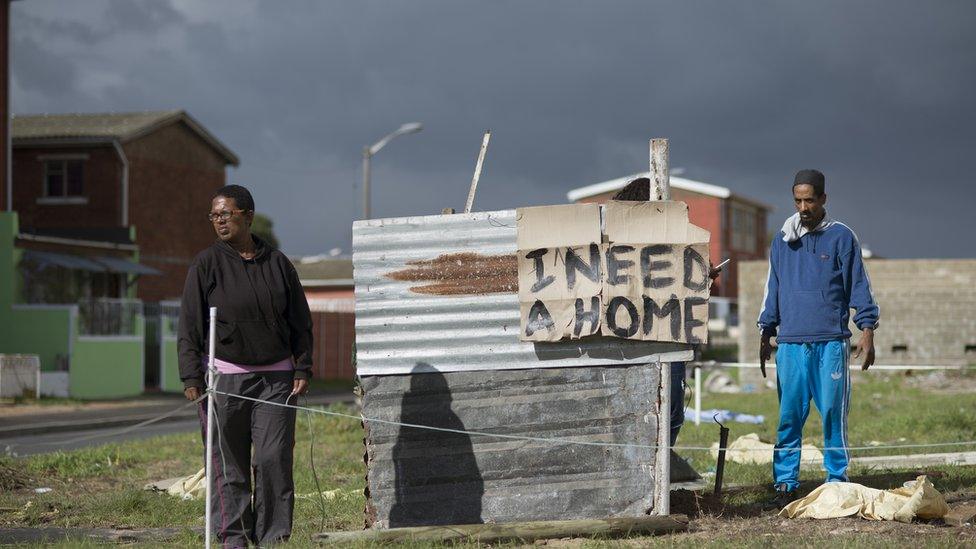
[464,131,491,213]
[315,515,689,545]
[649,137,672,516]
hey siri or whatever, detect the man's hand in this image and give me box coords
[852,328,875,371]
[184,386,202,401]
[292,378,308,396]
[759,333,772,378]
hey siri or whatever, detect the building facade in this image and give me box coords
[11,110,239,302]
[2,111,238,395]
[738,258,976,367]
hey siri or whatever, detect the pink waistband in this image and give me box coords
[205,356,294,375]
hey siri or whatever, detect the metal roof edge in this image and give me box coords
[16,232,139,251]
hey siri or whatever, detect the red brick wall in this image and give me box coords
[311,312,356,379]
[12,146,124,229]
[124,122,228,301]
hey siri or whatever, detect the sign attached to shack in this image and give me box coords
[517,201,711,344]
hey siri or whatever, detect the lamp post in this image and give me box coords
[362,122,423,219]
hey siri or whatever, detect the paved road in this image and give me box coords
[2,419,200,456]
[0,392,354,456]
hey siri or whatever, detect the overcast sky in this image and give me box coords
[12,0,976,258]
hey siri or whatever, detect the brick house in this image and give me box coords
[567,173,771,332]
[293,256,356,380]
[10,110,239,302]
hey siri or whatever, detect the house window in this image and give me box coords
[44,160,84,197]
[730,203,757,253]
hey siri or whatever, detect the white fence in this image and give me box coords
[0,355,41,398]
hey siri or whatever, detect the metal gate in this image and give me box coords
[143,301,161,390]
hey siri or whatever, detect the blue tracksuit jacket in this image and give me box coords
[758,217,879,342]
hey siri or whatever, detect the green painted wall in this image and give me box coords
[70,336,144,399]
[0,213,72,372]
[0,213,16,308]
[1,212,146,399]
[2,307,73,372]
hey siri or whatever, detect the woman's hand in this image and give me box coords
[184,386,202,401]
[292,378,308,396]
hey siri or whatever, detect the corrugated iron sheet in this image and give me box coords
[361,365,660,527]
[353,210,693,375]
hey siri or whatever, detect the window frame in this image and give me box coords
[37,154,89,205]
[729,201,758,254]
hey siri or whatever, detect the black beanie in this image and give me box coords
[793,169,825,196]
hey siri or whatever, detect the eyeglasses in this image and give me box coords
[207,209,248,222]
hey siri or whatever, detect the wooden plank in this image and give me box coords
[316,514,689,544]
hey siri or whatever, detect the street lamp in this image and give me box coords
[362,122,423,219]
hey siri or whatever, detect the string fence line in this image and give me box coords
[210,389,976,455]
[3,396,205,452]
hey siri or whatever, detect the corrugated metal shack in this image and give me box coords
[354,208,692,528]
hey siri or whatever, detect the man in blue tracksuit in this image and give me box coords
[758,169,879,507]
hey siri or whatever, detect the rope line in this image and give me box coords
[210,389,976,455]
[4,396,205,451]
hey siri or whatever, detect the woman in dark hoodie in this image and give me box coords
[179,184,313,548]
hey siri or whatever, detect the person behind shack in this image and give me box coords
[179,184,314,547]
[611,178,721,447]
[758,169,878,508]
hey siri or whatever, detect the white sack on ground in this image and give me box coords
[779,475,949,523]
[709,433,823,466]
[145,468,206,500]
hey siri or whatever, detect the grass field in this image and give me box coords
[1,370,976,547]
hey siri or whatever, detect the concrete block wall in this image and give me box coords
[738,259,976,366]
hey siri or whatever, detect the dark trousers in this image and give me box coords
[198,371,296,548]
[669,362,686,447]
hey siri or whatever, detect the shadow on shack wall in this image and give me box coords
[361,364,660,528]
[389,364,483,527]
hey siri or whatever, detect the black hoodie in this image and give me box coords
[178,236,313,389]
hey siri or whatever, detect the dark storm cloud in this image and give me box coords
[11,0,976,257]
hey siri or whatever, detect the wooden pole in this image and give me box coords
[649,138,671,515]
[650,138,671,200]
[316,515,689,545]
[464,131,491,213]
[713,420,729,496]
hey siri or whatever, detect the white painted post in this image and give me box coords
[464,131,491,214]
[650,138,672,516]
[204,307,217,549]
[694,365,701,426]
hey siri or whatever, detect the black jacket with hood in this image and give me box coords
[178,236,313,389]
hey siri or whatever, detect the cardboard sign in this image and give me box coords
[517,204,603,342]
[517,201,710,344]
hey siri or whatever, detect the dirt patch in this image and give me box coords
[387,252,517,295]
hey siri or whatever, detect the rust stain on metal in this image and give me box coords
[387,252,517,295]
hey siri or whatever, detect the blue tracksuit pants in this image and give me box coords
[774,340,850,491]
